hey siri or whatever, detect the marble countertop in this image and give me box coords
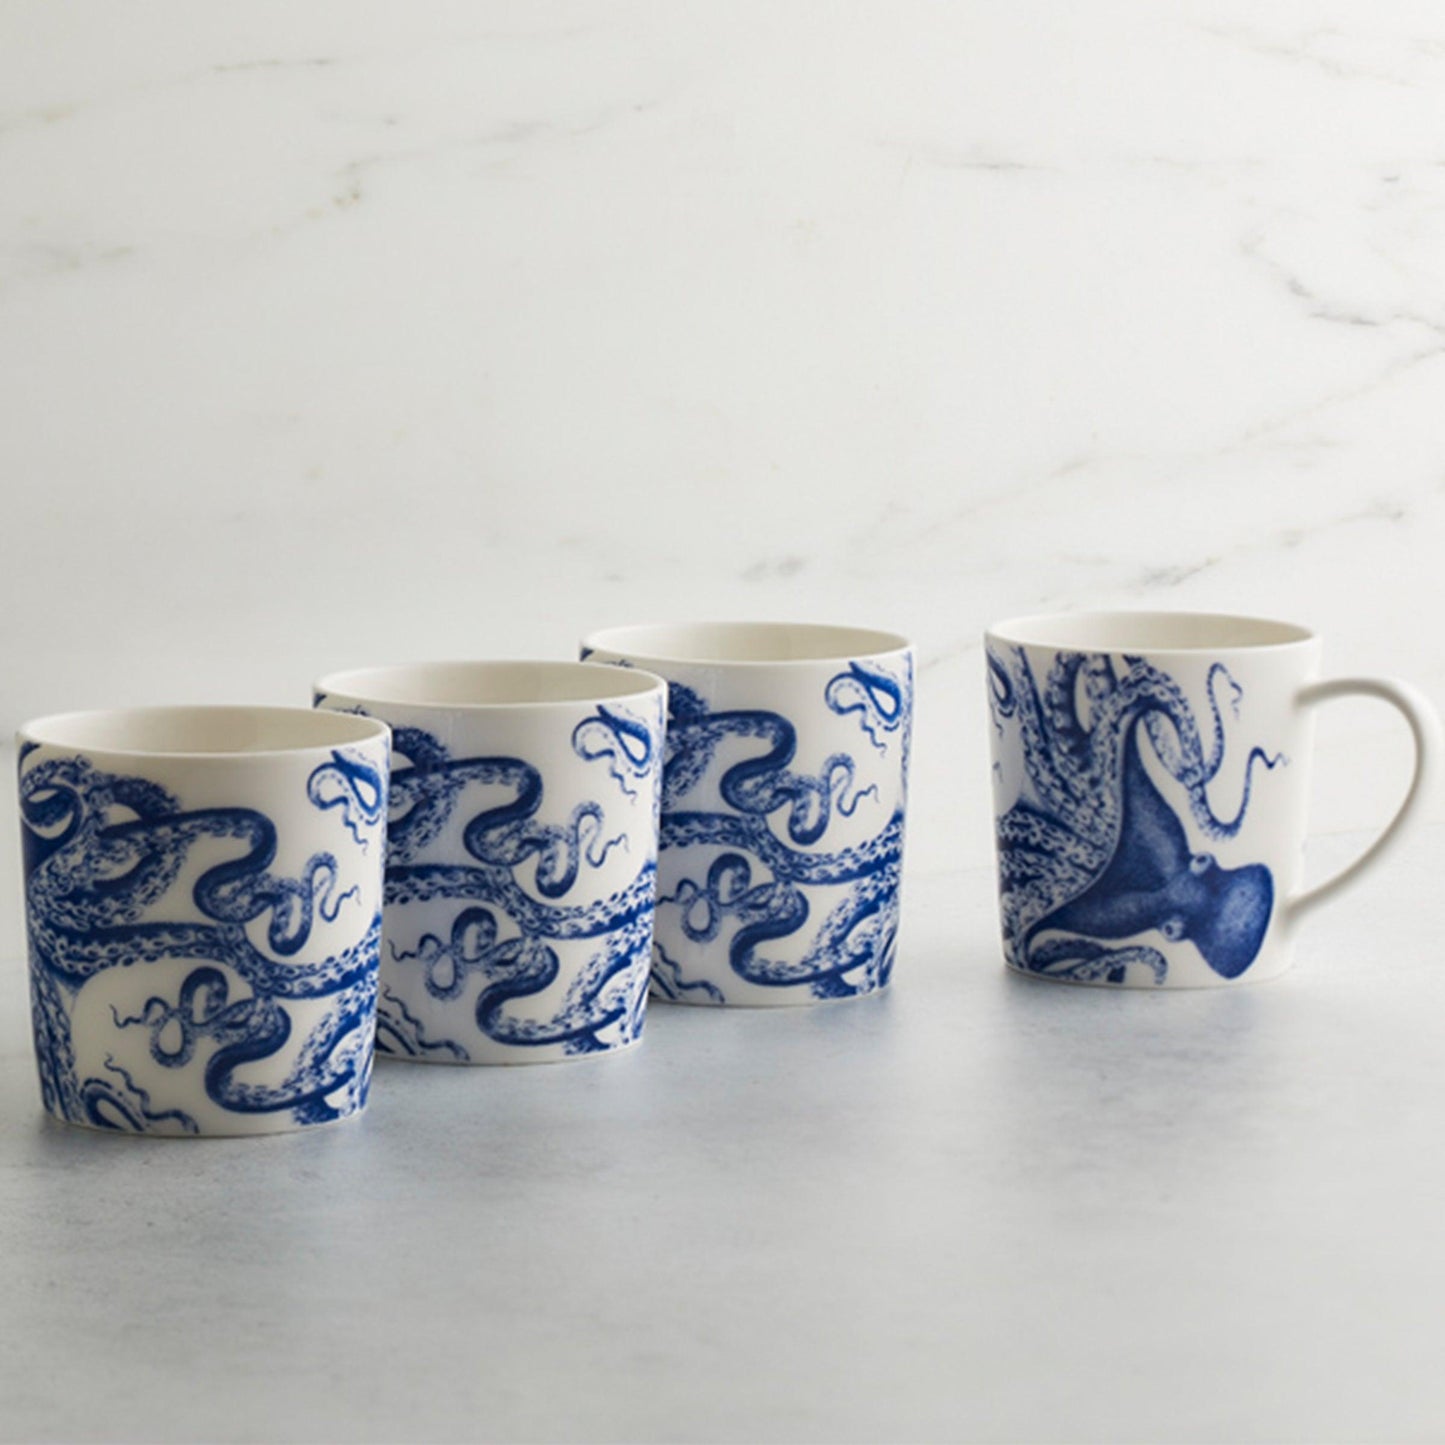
[2,3,1444,1440]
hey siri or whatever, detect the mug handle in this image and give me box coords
[1286,677,1444,926]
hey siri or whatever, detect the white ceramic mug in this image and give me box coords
[18,705,391,1135]
[986,611,1442,988]
[581,622,914,1006]
[314,661,667,1063]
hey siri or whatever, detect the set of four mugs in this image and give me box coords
[17,613,1440,1136]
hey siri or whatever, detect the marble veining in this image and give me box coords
[1,2,1443,910]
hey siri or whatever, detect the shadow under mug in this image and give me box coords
[314,660,667,1064]
[581,621,915,1007]
[17,705,392,1136]
[986,610,1442,988]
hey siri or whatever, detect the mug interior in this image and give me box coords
[20,705,388,758]
[988,610,1315,653]
[583,620,911,666]
[316,660,663,709]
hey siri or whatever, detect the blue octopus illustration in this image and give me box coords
[375,721,657,1057]
[307,746,388,850]
[824,660,909,755]
[19,752,383,1132]
[652,654,912,1001]
[572,705,657,800]
[988,646,1281,985]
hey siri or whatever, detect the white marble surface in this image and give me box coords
[3,3,1445,1440]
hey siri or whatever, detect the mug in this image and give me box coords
[986,611,1442,987]
[581,622,914,1006]
[314,661,666,1063]
[18,705,391,1135]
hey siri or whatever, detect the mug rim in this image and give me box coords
[987,609,1318,655]
[18,704,390,762]
[315,658,667,712]
[582,620,913,668]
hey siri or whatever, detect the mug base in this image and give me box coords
[374,1033,645,1067]
[649,980,893,1009]
[40,1101,368,1140]
[1003,958,1294,990]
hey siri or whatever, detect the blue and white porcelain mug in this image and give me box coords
[986,611,1442,988]
[314,661,666,1063]
[18,706,391,1136]
[581,622,914,1006]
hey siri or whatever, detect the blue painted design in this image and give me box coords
[319,883,362,922]
[825,660,907,753]
[308,747,387,850]
[651,659,912,1002]
[374,985,471,1061]
[573,704,656,799]
[650,943,727,1004]
[989,647,1282,985]
[374,721,657,1056]
[79,1057,200,1135]
[19,754,382,1131]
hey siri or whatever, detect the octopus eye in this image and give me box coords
[1160,916,1187,942]
[1189,853,1215,875]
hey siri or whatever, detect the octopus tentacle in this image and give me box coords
[641,658,910,1000]
[19,752,384,1125]
[989,644,1282,986]
[379,725,655,1052]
